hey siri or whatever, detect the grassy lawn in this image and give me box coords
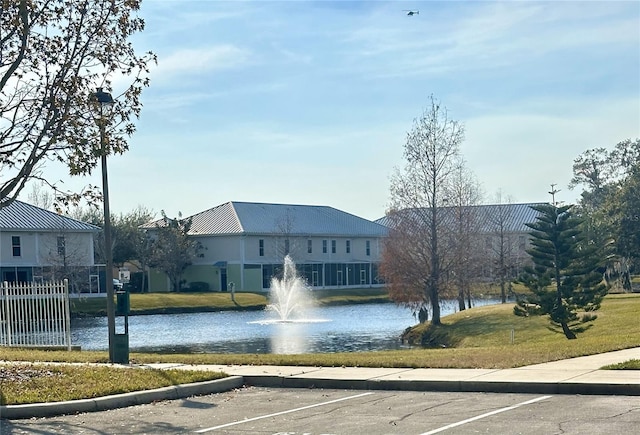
[603,359,640,370]
[0,364,226,406]
[69,289,393,316]
[70,292,269,316]
[2,293,638,405]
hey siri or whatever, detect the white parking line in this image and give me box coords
[420,395,552,435]
[194,391,375,433]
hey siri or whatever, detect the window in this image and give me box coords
[331,240,336,254]
[57,236,66,257]
[307,239,312,254]
[346,240,351,253]
[322,240,327,253]
[366,240,371,256]
[284,239,290,255]
[11,236,21,257]
[259,239,264,256]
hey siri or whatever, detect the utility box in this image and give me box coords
[113,333,129,364]
[116,290,130,315]
[114,289,130,364]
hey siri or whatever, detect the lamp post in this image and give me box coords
[90,88,116,363]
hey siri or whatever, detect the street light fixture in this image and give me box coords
[90,88,116,363]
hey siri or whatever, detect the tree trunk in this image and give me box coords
[430,194,441,325]
[458,286,466,311]
[561,322,577,339]
[500,279,506,304]
[418,307,429,323]
[429,280,441,325]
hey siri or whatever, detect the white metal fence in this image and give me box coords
[0,280,71,350]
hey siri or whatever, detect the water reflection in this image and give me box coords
[71,300,499,354]
[271,323,308,354]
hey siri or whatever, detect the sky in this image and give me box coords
[27,0,640,221]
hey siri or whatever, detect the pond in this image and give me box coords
[71,299,501,354]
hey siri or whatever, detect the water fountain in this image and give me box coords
[267,254,315,322]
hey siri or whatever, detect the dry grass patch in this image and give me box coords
[0,363,226,405]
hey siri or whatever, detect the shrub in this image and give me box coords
[188,281,210,292]
[127,272,148,293]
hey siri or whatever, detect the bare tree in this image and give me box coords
[487,191,518,303]
[26,182,54,210]
[384,95,465,325]
[65,206,105,263]
[148,212,202,292]
[273,208,299,262]
[41,230,93,293]
[1,0,154,209]
[442,163,484,311]
[380,211,432,322]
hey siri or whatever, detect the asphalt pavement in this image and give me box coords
[1,347,639,420]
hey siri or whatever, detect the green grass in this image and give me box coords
[70,289,391,316]
[71,292,268,316]
[0,364,226,406]
[311,288,390,305]
[602,359,640,370]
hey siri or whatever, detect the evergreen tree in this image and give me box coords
[515,204,607,339]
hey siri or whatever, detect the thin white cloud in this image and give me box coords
[153,45,251,80]
[464,95,640,204]
[339,1,638,79]
[21,1,638,223]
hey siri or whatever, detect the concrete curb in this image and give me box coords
[241,375,640,396]
[0,376,243,420]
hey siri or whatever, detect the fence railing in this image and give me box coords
[0,280,71,350]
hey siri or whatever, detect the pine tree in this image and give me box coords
[515,204,608,339]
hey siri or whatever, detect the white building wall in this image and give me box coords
[192,235,241,265]
[189,234,383,266]
[0,232,38,265]
[1,231,95,267]
[239,235,382,264]
[37,232,95,266]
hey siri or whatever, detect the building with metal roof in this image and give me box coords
[0,200,99,289]
[143,201,388,293]
[375,202,543,232]
[376,202,545,282]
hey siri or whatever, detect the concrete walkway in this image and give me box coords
[1,347,639,419]
[146,347,640,396]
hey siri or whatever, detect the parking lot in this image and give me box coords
[2,387,639,434]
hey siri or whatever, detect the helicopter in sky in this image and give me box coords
[403,10,419,16]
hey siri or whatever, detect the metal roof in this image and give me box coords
[142,201,388,237]
[0,200,100,232]
[376,203,545,233]
[472,203,546,232]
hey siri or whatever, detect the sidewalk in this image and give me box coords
[2,348,639,419]
[147,346,640,396]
